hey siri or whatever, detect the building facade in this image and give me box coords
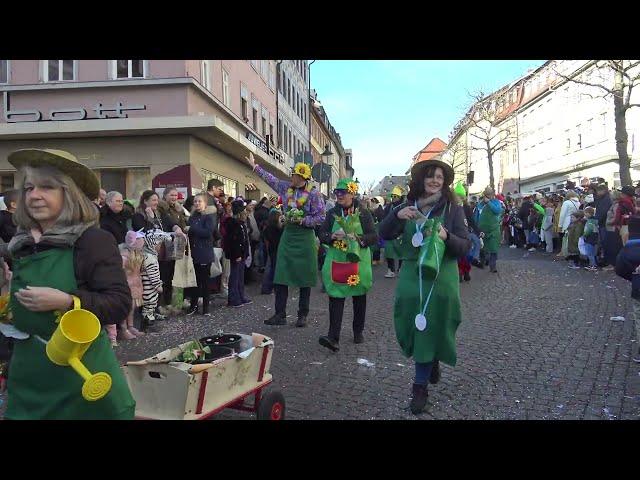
[276,60,310,170]
[0,59,290,200]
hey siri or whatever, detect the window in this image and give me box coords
[201,170,238,198]
[46,60,75,82]
[278,119,283,148]
[577,133,582,150]
[252,97,259,131]
[600,112,607,141]
[100,170,127,196]
[201,60,211,90]
[222,69,230,107]
[281,71,286,93]
[250,60,258,71]
[1,174,14,192]
[287,79,291,104]
[261,60,269,80]
[269,123,274,144]
[240,83,248,121]
[261,107,268,137]
[288,130,292,155]
[283,124,288,153]
[0,60,8,83]
[565,130,571,154]
[114,60,145,79]
[269,63,275,90]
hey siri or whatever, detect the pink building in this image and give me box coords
[0,60,289,199]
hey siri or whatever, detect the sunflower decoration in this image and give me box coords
[346,181,359,195]
[333,239,348,251]
[347,274,360,287]
[0,293,12,324]
[293,162,312,180]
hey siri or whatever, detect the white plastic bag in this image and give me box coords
[578,237,587,256]
[210,247,223,278]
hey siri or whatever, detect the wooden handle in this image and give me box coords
[188,363,216,374]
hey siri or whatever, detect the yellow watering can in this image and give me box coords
[45,296,112,401]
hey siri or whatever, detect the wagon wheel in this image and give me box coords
[257,390,286,420]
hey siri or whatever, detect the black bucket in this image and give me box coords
[199,334,242,353]
[192,345,234,364]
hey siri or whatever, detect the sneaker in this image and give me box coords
[185,305,199,316]
[585,266,598,272]
[384,269,396,278]
[568,264,581,269]
[228,303,244,308]
[264,313,286,325]
[528,247,537,252]
[509,244,517,249]
[319,335,340,352]
[410,383,428,414]
[602,265,615,271]
[241,299,253,305]
[353,332,364,344]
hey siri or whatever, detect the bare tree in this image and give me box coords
[465,90,518,191]
[361,179,377,196]
[441,138,468,181]
[552,60,640,186]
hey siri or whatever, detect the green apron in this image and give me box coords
[393,217,461,366]
[321,214,373,298]
[478,204,501,254]
[274,223,318,288]
[6,247,135,420]
[384,238,403,260]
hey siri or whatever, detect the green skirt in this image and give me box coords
[274,223,318,288]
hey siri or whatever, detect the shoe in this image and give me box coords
[353,332,364,344]
[410,383,429,414]
[185,305,199,316]
[429,360,441,384]
[118,329,136,340]
[528,247,536,252]
[464,272,471,282]
[264,313,286,325]
[241,299,253,305]
[459,275,464,283]
[128,326,144,336]
[585,266,598,272]
[154,310,167,321]
[509,244,517,249]
[157,305,170,316]
[602,265,615,271]
[490,268,498,273]
[472,260,484,269]
[319,335,340,352]
[296,315,307,327]
[228,303,244,308]
[568,264,581,269]
[384,269,396,278]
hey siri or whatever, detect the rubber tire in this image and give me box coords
[257,390,286,420]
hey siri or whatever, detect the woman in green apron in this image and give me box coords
[383,186,405,278]
[3,148,135,420]
[477,187,504,273]
[317,179,378,351]
[379,159,471,415]
[246,152,326,327]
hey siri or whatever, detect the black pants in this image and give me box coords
[328,295,366,342]
[190,263,212,313]
[159,260,175,306]
[387,258,402,271]
[274,284,310,317]
[372,249,381,262]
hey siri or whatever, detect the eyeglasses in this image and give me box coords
[333,189,348,196]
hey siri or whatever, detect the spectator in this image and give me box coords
[261,209,284,295]
[541,198,555,254]
[582,206,599,271]
[603,190,623,268]
[0,189,18,243]
[567,210,586,269]
[558,191,580,258]
[224,199,252,308]
[614,186,636,244]
[186,194,215,316]
[477,186,504,273]
[100,191,129,245]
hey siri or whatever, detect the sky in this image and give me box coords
[311,60,545,188]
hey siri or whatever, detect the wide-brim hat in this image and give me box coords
[8,148,100,200]
[619,185,636,197]
[410,159,454,186]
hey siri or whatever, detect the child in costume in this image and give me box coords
[141,229,170,330]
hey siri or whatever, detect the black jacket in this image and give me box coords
[263,224,282,257]
[11,227,132,325]
[379,196,471,259]
[318,201,379,248]
[463,203,480,235]
[518,201,533,230]
[188,211,215,264]
[254,204,270,231]
[593,193,612,229]
[100,207,129,245]
[0,210,16,244]
[372,205,385,223]
[132,210,176,233]
[224,218,250,261]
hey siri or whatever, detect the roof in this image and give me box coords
[411,137,447,165]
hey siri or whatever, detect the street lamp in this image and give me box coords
[321,144,333,196]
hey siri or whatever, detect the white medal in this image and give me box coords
[411,232,424,248]
[415,313,427,331]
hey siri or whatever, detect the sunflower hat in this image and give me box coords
[336,178,359,195]
[292,162,312,180]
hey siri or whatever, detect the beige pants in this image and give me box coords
[222,258,231,292]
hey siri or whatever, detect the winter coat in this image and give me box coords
[372,205,386,223]
[463,203,480,235]
[247,213,260,242]
[518,201,533,230]
[318,200,378,248]
[100,207,129,245]
[615,238,640,281]
[593,193,612,229]
[559,199,580,232]
[0,210,16,244]
[157,200,187,231]
[478,199,504,253]
[567,219,585,255]
[606,201,619,232]
[132,210,176,233]
[187,210,215,264]
[254,204,270,231]
[224,217,250,261]
[379,195,471,260]
[263,224,283,258]
[614,196,635,229]
[11,227,132,325]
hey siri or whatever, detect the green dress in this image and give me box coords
[321,212,373,298]
[274,223,318,288]
[478,202,502,254]
[5,247,135,420]
[393,216,461,366]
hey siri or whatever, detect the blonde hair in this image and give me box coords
[14,165,99,230]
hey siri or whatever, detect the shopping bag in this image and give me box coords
[172,245,197,288]
[416,218,445,280]
[578,237,588,256]
[210,247,223,278]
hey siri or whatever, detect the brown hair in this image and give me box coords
[407,164,454,203]
[14,165,99,230]
[136,190,159,214]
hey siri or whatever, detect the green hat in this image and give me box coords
[454,181,466,197]
[335,178,359,194]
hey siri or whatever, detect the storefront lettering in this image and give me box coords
[2,91,146,123]
[247,132,284,164]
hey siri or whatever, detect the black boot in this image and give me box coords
[319,335,339,352]
[264,313,286,325]
[464,272,471,282]
[353,332,364,344]
[295,315,307,327]
[429,360,441,384]
[410,383,429,414]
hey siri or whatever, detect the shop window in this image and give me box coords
[1,174,14,192]
[201,170,237,198]
[100,170,127,197]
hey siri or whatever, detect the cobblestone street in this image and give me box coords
[2,246,639,420]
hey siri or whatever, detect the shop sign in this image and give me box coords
[2,91,146,123]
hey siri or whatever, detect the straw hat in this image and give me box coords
[8,149,100,200]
